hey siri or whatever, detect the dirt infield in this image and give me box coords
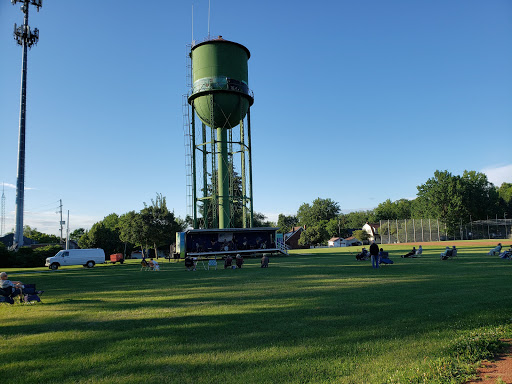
[389,240,510,248]
[466,340,512,384]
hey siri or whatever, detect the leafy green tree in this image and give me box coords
[326,218,340,238]
[353,229,369,242]
[498,182,512,205]
[296,198,340,245]
[70,228,85,242]
[277,214,298,234]
[325,215,356,238]
[119,211,145,255]
[460,171,500,219]
[373,199,396,220]
[342,210,375,229]
[253,212,274,227]
[415,170,467,234]
[297,198,340,228]
[498,182,512,214]
[374,199,413,220]
[140,194,184,258]
[415,170,505,233]
[78,214,124,256]
[23,226,60,244]
[298,225,328,247]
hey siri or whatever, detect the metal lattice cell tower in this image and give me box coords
[12,0,42,248]
[1,184,5,236]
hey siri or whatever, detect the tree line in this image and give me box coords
[75,193,184,258]
[3,170,510,256]
[277,170,512,246]
[74,193,273,258]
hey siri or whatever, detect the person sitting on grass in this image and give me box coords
[184,256,196,271]
[440,246,453,260]
[379,248,394,264]
[499,245,512,260]
[488,243,502,256]
[235,254,244,268]
[0,272,24,303]
[356,248,369,261]
[261,254,269,268]
[415,245,423,256]
[224,255,233,269]
[401,247,417,258]
[150,258,160,271]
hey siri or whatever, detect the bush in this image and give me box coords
[353,230,369,242]
[16,247,35,268]
[32,245,62,267]
[0,244,62,268]
[0,242,16,268]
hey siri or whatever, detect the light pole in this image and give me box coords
[12,0,42,248]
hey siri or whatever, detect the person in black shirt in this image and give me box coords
[369,241,380,268]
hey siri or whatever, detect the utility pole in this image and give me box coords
[65,210,69,250]
[59,199,64,244]
[12,0,43,248]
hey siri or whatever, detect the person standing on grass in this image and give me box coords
[370,241,380,269]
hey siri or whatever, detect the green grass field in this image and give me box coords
[1,241,511,384]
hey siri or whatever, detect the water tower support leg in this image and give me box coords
[217,127,230,228]
[240,120,247,228]
[247,108,254,228]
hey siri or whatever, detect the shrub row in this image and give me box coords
[0,243,62,268]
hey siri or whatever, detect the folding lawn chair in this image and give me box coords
[208,257,217,271]
[140,260,151,271]
[0,287,15,305]
[22,284,43,304]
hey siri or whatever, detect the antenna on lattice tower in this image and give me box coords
[208,0,211,39]
[1,183,6,236]
[12,0,43,249]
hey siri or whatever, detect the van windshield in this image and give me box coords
[55,251,63,257]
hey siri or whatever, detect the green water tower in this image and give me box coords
[187,36,254,229]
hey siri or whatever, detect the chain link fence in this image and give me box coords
[377,218,512,244]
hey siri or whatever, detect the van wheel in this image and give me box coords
[120,260,124,264]
[86,261,95,268]
[50,263,59,270]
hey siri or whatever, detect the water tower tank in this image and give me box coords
[188,37,253,128]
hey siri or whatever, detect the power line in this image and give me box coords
[24,200,60,213]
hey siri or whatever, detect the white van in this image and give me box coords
[45,249,105,270]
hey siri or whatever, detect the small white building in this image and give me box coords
[342,236,362,247]
[328,237,343,247]
[328,236,362,247]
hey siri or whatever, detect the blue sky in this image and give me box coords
[1,0,511,236]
